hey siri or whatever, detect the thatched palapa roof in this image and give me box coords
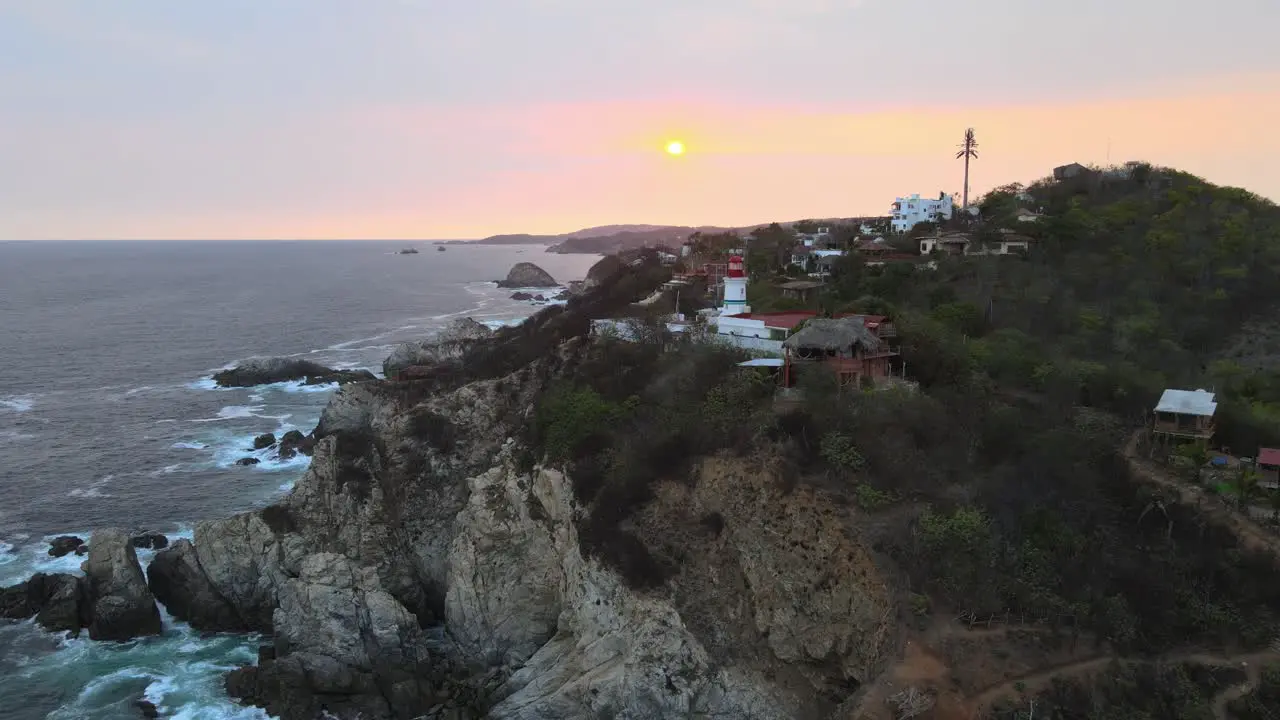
[783,317,881,352]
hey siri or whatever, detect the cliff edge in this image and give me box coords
[142,254,897,719]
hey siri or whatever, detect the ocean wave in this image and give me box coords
[189,405,266,423]
[0,395,35,413]
[1,605,267,720]
[211,431,313,474]
[185,378,223,392]
[68,475,115,500]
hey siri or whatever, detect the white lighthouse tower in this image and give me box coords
[721,255,749,315]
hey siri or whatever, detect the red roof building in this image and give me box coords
[1257,448,1280,467]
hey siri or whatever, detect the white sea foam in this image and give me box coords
[0,395,35,413]
[68,475,114,500]
[0,429,35,443]
[275,380,338,394]
[172,441,208,450]
[0,527,197,587]
[190,405,266,423]
[1,605,268,720]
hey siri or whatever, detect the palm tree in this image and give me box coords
[956,128,979,211]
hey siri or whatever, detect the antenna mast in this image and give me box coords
[956,128,979,210]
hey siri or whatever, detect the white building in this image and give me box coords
[891,193,954,233]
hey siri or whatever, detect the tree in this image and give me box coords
[1175,441,1211,484]
[1232,464,1262,511]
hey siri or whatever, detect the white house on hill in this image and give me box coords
[891,193,954,233]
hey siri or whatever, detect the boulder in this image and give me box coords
[148,539,248,632]
[277,430,315,460]
[212,359,376,388]
[75,544,89,556]
[48,535,85,558]
[130,533,169,551]
[236,457,261,466]
[509,292,534,301]
[1,572,88,634]
[82,528,162,641]
[495,262,558,288]
[253,433,277,450]
[136,699,160,719]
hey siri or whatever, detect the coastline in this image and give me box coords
[0,247,599,719]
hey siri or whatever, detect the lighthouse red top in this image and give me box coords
[727,255,745,278]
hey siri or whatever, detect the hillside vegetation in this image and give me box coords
[508,166,1280,718]
[383,166,1280,718]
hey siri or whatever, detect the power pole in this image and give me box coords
[956,128,979,210]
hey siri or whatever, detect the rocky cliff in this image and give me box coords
[10,255,899,719]
[142,332,895,718]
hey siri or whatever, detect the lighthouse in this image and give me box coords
[721,255,749,314]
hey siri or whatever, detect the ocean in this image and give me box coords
[0,240,600,720]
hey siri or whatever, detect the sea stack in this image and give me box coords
[496,262,558,288]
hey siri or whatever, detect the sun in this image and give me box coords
[665,140,686,156]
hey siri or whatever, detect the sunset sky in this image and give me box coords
[1,0,1277,240]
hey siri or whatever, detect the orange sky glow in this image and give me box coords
[1,2,1276,240]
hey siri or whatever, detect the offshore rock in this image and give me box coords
[495,263,558,289]
[213,358,376,388]
[130,533,169,551]
[0,572,88,634]
[82,528,162,641]
[48,535,85,558]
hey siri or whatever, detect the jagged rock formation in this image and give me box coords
[48,535,85,557]
[144,333,894,718]
[83,528,163,640]
[0,572,86,633]
[213,358,376,388]
[495,263,558,288]
[3,528,163,640]
[147,539,249,631]
[383,317,494,379]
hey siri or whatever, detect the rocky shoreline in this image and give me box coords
[1,253,886,719]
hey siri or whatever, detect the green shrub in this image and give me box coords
[854,484,896,510]
[533,385,625,463]
[819,432,866,471]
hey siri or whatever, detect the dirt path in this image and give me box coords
[1123,430,1280,558]
[967,649,1280,719]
